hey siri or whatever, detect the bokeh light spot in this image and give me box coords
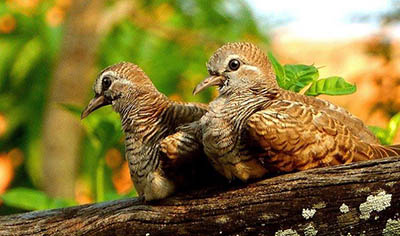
[0,154,14,194]
[0,114,7,137]
[112,162,133,195]
[46,6,65,27]
[0,14,16,34]
[105,148,123,169]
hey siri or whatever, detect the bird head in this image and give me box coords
[193,42,277,95]
[81,62,155,119]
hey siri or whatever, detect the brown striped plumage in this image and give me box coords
[81,62,212,201]
[165,42,400,182]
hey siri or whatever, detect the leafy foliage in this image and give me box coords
[369,113,400,145]
[268,52,356,96]
[0,1,62,215]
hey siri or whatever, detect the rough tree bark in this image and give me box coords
[1,157,400,236]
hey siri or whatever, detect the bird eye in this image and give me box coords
[228,59,240,71]
[102,76,112,90]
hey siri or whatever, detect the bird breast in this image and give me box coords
[201,100,238,159]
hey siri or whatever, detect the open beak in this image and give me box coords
[193,75,225,95]
[81,95,111,119]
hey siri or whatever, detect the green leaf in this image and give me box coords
[284,64,319,92]
[267,52,285,87]
[1,188,48,211]
[387,112,400,144]
[0,188,76,211]
[369,126,391,145]
[305,76,356,96]
[10,37,43,87]
[0,38,25,86]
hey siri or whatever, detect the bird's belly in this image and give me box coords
[202,118,235,159]
[207,151,268,182]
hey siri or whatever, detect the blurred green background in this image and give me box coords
[0,0,399,216]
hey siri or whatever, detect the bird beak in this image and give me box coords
[193,75,225,95]
[81,94,111,119]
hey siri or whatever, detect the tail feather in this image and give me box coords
[370,144,400,159]
[389,144,400,156]
[354,143,400,161]
[389,144,400,149]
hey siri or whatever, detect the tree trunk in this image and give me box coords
[42,0,105,198]
[1,157,400,235]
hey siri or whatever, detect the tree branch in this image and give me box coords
[1,157,400,235]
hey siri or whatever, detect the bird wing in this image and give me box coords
[160,121,202,160]
[246,100,399,172]
[160,101,206,160]
[166,102,208,126]
[281,90,379,144]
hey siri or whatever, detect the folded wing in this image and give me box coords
[246,100,400,173]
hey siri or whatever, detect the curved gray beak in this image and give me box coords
[193,75,225,95]
[81,95,111,119]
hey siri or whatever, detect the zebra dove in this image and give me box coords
[164,42,400,182]
[81,62,212,201]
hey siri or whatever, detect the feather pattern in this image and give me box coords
[86,62,211,201]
